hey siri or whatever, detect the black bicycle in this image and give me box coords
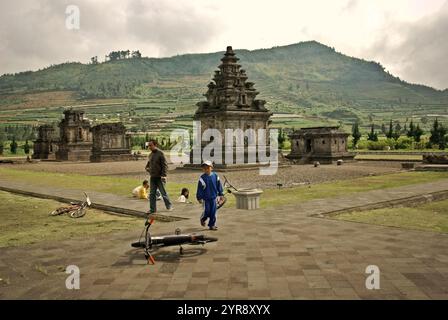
[131,216,218,265]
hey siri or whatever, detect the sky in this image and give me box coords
[0,0,447,89]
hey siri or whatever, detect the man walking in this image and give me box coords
[145,140,173,214]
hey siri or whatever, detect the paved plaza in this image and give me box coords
[1,179,448,299]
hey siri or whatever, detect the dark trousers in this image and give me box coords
[149,177,172,213]
[200,198,217,227]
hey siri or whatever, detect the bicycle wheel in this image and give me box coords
[49,207,70,216]
[216,196,227,209]
[69,207,86,218]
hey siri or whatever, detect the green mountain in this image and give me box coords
[1,41,447,131]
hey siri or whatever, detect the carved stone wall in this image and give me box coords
[287,126,354,164]
[90,123,132,162]
[56,109,93,161]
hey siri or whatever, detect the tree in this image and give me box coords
[386,120,394,139]
[23,140,30,155]
[0,130,4,155]
[430,118,447,149]
[367,124,378,141]
[352,122,361,147]
[414,124,424,142]
[381,123,386,135]
[278,128,286,149]
[407,120,415,138]
[90,56,98,64]
[392,122,401,140]
[10,137,18,154]
[132,50,142,58]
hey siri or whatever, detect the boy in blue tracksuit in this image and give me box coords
[196,160,224,231]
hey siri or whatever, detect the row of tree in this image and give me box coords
[90,50,142,64]
[0,138,30,155]
[1,124,37,141]
[352,119,447,149]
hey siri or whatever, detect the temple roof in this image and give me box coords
[195,46,269,114]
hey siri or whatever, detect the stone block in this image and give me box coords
[233,188,263,210]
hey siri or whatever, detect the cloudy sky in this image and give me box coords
[1,0,447,89]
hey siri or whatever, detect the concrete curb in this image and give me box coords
[313,189,448,218]
[0,186,186,222]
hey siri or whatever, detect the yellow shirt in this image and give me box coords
[132,186,148,199]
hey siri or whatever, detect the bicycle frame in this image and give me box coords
[132,216,218,265]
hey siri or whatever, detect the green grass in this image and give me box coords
[258,171,448,208]
[0,167,195,198]
[332,199,448,233]
[1,167,446,208]
[355,154,422,161]
[0,190,142,247]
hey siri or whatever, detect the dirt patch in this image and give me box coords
[5,160,403,189]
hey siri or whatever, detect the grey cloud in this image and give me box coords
[125,0,222,56]
[0,0,223,74]
[364,1,448,90]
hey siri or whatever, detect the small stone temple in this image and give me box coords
[188,46,272,168]
[33,109,132,162]
[90,123,132,162]
[32,124,59,160]
[287,126,354,164]
[56,109,93,161]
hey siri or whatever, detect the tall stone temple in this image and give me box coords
[56,109,93,161]
[190,46,272,169]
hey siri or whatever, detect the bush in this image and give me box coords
[395,137,413,150]
[367,140,388,150]
[356,140,368,150]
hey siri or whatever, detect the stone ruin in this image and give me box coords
[33,109,132,162]
[32,124,60,160]
[185,46,273,169]
[423,154,448,164]
[287,126,354,164]
[56,109,93,161]
[90,123,132,162]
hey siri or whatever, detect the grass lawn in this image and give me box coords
[355,154,422,161]
[260,171,448,208]
[332,199,448,233]
[0,190,142,247]
[1,167,447,208]
[0,166,193,198]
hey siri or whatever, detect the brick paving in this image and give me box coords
[1,180,448,299]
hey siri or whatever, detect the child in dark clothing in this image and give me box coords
[196,160,224,230]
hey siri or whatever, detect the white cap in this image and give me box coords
[201,160,213,167]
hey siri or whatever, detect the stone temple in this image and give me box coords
[32,124,59,160]
[188,46,272,169]
[90,123,132,162]
[56,109,93,161]
[33,109,131,162]
[287,126,354,164]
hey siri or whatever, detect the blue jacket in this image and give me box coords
[196,172,224,201]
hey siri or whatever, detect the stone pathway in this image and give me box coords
[1,179,448,299]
